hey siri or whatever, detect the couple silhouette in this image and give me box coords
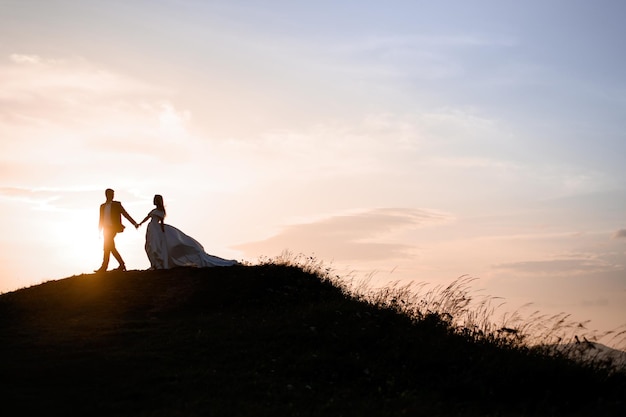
[95,188,238,273]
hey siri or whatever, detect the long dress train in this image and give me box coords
[145,209,238,269]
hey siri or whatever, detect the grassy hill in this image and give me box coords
[1,262,624,416]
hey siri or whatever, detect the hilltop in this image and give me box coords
[1,263,624,416]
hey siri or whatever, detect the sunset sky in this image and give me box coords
[1,1,625,341]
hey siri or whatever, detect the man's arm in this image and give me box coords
[119,204,138,227]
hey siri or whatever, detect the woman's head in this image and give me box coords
[153,195,165,215]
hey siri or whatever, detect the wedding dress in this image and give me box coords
[144,209,238,269]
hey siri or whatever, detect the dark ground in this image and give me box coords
[1,264,624,416]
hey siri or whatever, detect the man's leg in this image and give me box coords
[96,229,114,272]
[109,231,126,270]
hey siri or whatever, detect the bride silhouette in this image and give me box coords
[138,194,238,269]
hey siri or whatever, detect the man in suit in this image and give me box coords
[95,188,138,273]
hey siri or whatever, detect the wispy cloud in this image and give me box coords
[235,207,454,262]
[336,34,518,53]
[222,108,510,184]
[493,254,616,276]
[2,54,159,99]
[0,54,175,130]
[314,33,518,81]
[0,186,110,211]
[0,54,195,177]
[0,187,61,211]
[613,229,626,239]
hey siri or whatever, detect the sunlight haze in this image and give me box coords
[1,1,625,342]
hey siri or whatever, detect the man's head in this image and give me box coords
[105,188,114,201]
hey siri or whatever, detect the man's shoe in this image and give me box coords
[115,264,127,272]
[94,267,107,273]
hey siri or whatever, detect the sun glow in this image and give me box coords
[45,208,103,272]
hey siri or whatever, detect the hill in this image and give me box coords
[1,264,625,416]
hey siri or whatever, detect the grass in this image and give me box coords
[1,254,625,416]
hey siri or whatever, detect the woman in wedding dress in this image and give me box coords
[138,194,238,269]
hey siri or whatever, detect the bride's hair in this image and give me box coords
[154,194,166,218]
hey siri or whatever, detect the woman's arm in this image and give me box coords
[138,214,151,226]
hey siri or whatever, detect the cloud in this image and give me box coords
[613,229,626,239]
[493,256,614,276]
[235,207,453,262]
[0,53,174,132]
[158,102,191,136]
[581,298,609,307]
[2,54,158,100]
[221,108,510,186]
[319,33,517,82]
[0,186,110,211]
[0,187,60,210]
[0,54,195,174]
[9,54,47,65]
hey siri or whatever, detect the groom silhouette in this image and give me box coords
[95,188,138,273]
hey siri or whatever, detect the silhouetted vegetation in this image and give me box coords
[1,258,624,416]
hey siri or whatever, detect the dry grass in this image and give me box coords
[265,251,626,373]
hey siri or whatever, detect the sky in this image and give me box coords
[1,0,625,345]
